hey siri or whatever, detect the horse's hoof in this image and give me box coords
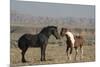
[40,59,46,61]
[80,57,83,60]
[41,60,46,61]
[67,57,71,61]
[74,58,77,61]
[22,60,27,63]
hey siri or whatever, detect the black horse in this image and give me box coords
[18,26,60,63]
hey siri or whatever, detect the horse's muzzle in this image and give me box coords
[56,36,61,39]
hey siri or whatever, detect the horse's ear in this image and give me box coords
[54,25,57,29]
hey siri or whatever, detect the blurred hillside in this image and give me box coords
[11,11,95,29]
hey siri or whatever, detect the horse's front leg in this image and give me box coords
[69,47,73,60]
[66,46,69,60]
[40,44,46,61]
[66,46,73,61]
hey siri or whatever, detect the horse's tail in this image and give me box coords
[10,40,18,48]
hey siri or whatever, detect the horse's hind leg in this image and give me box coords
[74,47,78,60]
[80,46,83,60]
[21,47,28,63]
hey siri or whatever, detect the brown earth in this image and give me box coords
[10,44,95,66]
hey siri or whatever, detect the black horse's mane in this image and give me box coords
[40,26,57,33]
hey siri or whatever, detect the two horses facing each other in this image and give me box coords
[18,26,84,63]
[60,28,84,60]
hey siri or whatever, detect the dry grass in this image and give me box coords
[10,44,95,66]
[10,26,95,66]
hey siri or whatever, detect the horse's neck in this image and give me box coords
[66,35,70,40]
[39,31,51,39]
[65,31,74,38]
[65,31,75,46]
[39,28,52,39]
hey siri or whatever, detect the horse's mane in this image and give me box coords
[40,26,57,33]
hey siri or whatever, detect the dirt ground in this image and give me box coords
[10,44,95,66]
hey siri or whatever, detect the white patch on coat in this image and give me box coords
[65,31,75,47]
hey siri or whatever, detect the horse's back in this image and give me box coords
[18,33,48,48]
[18,34,36,42]
[18,34,39,48]
[74,36,84,47]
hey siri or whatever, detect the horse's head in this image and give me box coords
[40,26,60,39]
[48,26,60,39]
[60,28,68,37]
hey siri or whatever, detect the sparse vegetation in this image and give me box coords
[10,26,95,66]
[10,45,95,66]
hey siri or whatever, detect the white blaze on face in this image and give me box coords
[65,31,75,47]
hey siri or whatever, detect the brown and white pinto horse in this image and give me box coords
[60,28,84,60]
